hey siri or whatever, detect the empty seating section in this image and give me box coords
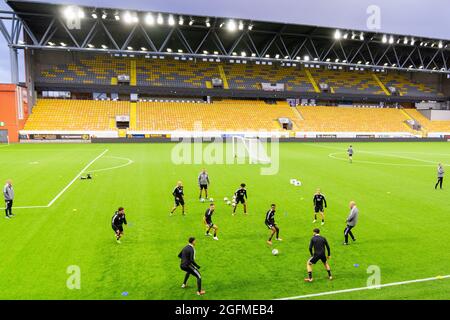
[37,54,442,97]
[39,56,129,85]
[24,99,130,130]
[137,59,221,88]
[405,109,450,132]
[296,106,413,132]
[135,100,301,131]
[308,69,385,95]
[223,63,314,92]
[378,72,440,97]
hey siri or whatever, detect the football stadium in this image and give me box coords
[0,0,449,306]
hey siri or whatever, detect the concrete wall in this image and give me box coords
[0,84,29,142]
[419,109,450,120]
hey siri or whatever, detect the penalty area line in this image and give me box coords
[46,149,109,207]
[275,274,450,300]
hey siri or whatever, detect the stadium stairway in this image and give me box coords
[372,74,391,96]
[217,65,229,89]
[304,69,320,93]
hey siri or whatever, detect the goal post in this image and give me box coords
[232,136,271,164]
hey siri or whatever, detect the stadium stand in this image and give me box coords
[403,108,450,132]
[24,99,130,130]
[36,53,442,98]
[295,106,414,132]
[135,100,302,131]
[378,72,442,97]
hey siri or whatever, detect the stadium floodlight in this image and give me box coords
[431,43,435,47]
[87,44,95,48]
[438,41,443,48]
[410,38,415,45]
[168,15,175,26]
[238,21,244,30]
[214,51,219,55]
[91,12,98,19]
[203,50,209,54]
[102,12,107,20]
[227,20,237,31]
[403,37,408,44]
[334,29,342,40]
[232,52,237,56]
[63,6,84,20]
[127,46,133,51]
[366,61,370,65]
[388,36,394,44]
[384,62,388,66]
[382,35,387,43]
[419,65,424,69]
[357,60,362,64]
[360,33,364,41]
[424,42,428,47]
[284,55,289,59]
[335,58,339,62]
[48,42,55,46]
[303,55,310,61]
[178,16,184,25]
[241,51,247,57]
[392,63,396,67]
[60,42,67,47]
[206,20,211,27]
[101,44,108,49]
[157,14,164,25]
[408,65,413,68]
[167,48,172,52]
[343,60,347,63]
[265,54,270,58]
[178,49,183,53]
[145,14,155,25]
[141,47,147,51]
[114,12,120,21]
[326,58,331,62]
[251,53,256,57]
[275,54,280,59]
[343,33,348,39]
[189,19,194,26]
[351,33,356,40]
[248,24,253,30]
[124,11,138,24]
[314,57,319,61]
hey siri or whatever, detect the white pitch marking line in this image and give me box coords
[87,156,134,173]
[275,274,450,300]
[46,149,109,207]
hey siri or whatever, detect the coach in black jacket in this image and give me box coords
[178,237,205,295]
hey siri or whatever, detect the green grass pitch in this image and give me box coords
[0,142,449,300]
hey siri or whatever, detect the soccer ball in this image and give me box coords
[209,198,214,202]
[200,198,206,203]
[224,197,229,202]
[227,201,232,205]
[290,179,297,185]
[272,249,279,256]
[232,202,236,207]
[295,181,302,186]
[232,195,236,199]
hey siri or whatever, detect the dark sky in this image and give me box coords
[0,0,449,83]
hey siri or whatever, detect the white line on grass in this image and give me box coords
[275,274,450,300]
[87,156,134,173]
[47,149,109,207]
[1,149,109,210]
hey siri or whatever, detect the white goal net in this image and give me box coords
[232,136,271,164]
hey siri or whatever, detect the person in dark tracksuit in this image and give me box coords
[305,228,332,282]
[344,201,358,245]
[198,169,210,200]
[170,181,185,216]
[435,164,444,190]
[178,237,206,295]
[265,204,282,245]
[3,180,14,219]
[232,183,248,215]
[111,207,127,244]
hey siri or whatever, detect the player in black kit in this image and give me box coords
[232,183,248,215]
[111,207,127,244]
[204,203,219,240]
[305,228,332,282]
[265,204,282,245]
[313,189,327,225]
[170,181,185,216]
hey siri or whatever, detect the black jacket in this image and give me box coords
[178,244,200,269]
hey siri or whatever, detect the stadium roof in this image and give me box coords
[2,0,450,74]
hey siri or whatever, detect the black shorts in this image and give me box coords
[349,154,353,157]
[205,219,214,228]
[112,224,123,233]
[175,198,185,206]
[200,184,208,190]
[235,197,246,204]
[266,222,276,229]
[309,254,327,264]
[314,205,324,213]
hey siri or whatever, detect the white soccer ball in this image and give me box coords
[209,198,214,202]
[227,201,232,205]
[295,181,302,186]
[272,249,279,256]
[224,197,229,202]
[290,179,297,185]
[232,203,236,207]
[232,195,236,199]
[200,198,206,203]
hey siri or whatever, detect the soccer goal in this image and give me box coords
[231,136,271,164]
